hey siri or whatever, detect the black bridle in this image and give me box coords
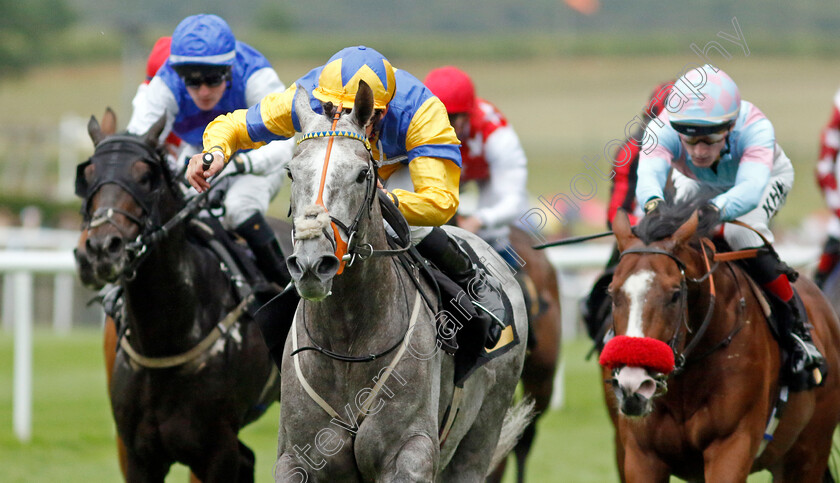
[618,240,724,375]
[75,135,209,279]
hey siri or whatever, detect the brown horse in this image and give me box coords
[600,202,840,482]
[75,109,280,482]
[486,225,562,483]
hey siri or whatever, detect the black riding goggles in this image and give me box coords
[174,64,231,89]
[670,120,733,137]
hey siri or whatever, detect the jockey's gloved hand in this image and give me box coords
[644,197,663,215]
[698,201,721,226]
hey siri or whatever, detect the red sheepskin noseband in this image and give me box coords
[599,335,675,374]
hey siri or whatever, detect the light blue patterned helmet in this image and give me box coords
[669,64,740,136]
[169,14,235,67]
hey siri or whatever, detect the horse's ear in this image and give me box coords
[614,209,638,253]
[101,107,117,136]
[672,210,699,246]
[293,84,318,131]
[142,116,166,148]
[88,115,104,146]
[353,80,375,129]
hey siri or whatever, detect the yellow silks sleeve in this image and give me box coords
[405,97,460,152]
[202,85,298,160]
[202,109,262,160]
[388,156,461,227]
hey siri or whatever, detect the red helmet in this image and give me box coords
[423,66,475,114]
[146,36,172,81]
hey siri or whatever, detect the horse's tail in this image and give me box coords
[485,397,536,475]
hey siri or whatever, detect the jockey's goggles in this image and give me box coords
[671,120,732,145]
[174,65,230,88]
[678,131,728,146]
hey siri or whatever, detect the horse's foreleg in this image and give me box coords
[702,433,755,483]
[273,453,312,483]
[622,441,669,483]
[381,433,437,483]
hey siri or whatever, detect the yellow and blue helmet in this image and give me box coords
[313,46,396,110]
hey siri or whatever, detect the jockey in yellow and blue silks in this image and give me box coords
[187,45,506,349]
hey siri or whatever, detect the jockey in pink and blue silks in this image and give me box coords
[636,64,825,391]
[127,14,294,288]
[187,45,507,349]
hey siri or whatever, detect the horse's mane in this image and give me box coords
[634,195,719,245]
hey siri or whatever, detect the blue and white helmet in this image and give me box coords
[169,14,235,68]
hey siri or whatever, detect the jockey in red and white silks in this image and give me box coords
[423,66,528,260]
[814,87,840,287]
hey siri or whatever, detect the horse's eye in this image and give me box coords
[138,170,152,187]
[669,290,681,304]
[286,169,294,181]
[356,168,369,184]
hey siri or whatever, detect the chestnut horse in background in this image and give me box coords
[600,201,840,482]
[487,225,562,483]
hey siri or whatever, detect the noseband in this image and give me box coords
[619,240,719,374]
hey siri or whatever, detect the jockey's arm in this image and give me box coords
[380,95,461,226]
[712,157,771,221]
[473,125,528,230]
[126,76,178,142]
[636,118,679,207]
[200,87,298,161]
[713,113,775,220]
[241,69,296,174]
[382,157,460,226]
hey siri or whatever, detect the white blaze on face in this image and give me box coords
[622,270,655,338]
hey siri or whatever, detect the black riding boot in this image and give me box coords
[786,300,826,389]
[744,251,825,390]
[417,227,506,349]
[235,212,291,288]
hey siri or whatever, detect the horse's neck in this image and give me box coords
[305,221,408,351]
[123,227,217,355]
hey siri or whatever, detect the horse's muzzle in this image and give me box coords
[611,366,658,417]
[85,233,126,283]
[287,242,339,300]
[73,247,105,289]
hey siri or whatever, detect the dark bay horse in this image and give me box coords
[600,203,840,482]
[487,225,562,483]
[75,109,280,482]
[272,81,530,481]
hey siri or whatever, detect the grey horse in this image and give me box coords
[272,81,530,482]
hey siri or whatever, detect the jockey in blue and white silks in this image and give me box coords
[190,45,508,350]
[127,14,294,287]
[636,64,825,391]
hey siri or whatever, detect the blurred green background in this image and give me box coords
[2,1,839,481]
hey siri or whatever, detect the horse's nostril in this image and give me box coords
[287,255,304,277]
[315,256,340,278]
[106,236,124,255]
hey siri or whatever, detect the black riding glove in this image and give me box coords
[644,197,663,215]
